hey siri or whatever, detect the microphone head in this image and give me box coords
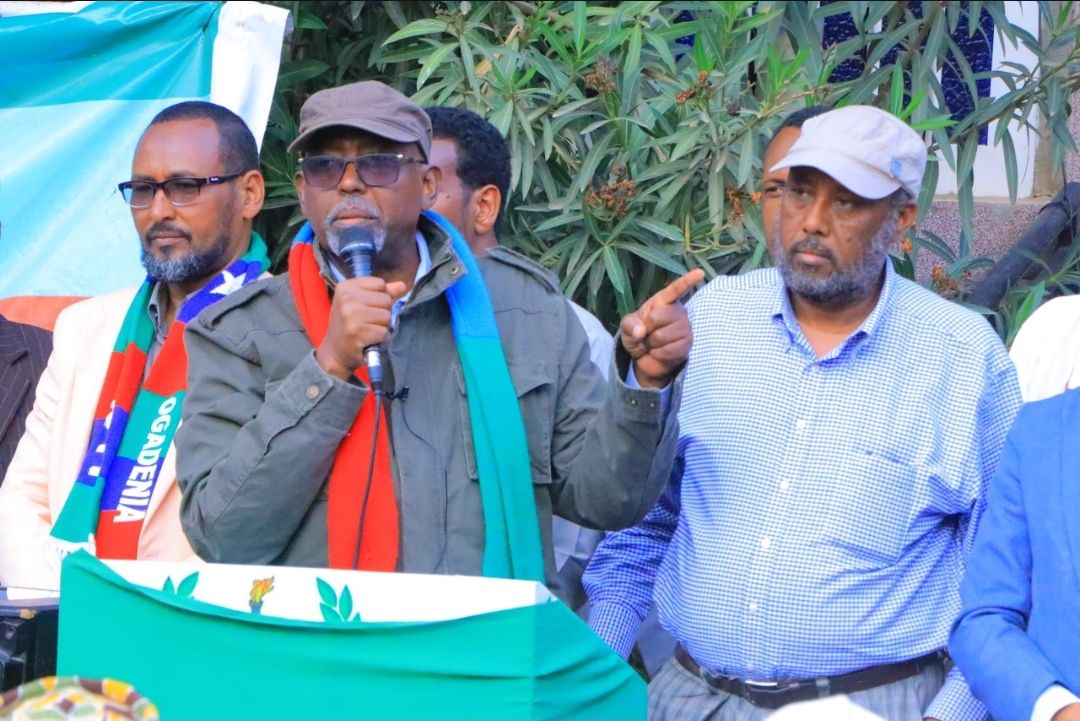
[337,225,376,257]
[337,225,376,279]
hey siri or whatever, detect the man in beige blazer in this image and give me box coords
[0,101,266,590]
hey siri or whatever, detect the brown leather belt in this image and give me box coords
[674,645,946,710]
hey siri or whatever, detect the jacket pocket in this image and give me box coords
[455,359,555,485]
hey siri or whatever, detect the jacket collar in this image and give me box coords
[404,212,467,312]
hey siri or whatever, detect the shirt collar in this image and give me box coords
[146,281,199,336]
[855,258,898,337]
[393,231,431,325]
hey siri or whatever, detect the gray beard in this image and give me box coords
[772,208,898,310]
[141,233,230,283]
[325,198,387,257]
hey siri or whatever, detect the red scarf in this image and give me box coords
[288,242,399,571]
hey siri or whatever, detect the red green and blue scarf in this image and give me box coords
[289,216,544,581]
[49,234,270,561]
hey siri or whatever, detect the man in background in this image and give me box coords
[0,101,268,589]
[758,107,829,242]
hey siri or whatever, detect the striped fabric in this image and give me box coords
[584,262,1021,721]
[0,316,53,481]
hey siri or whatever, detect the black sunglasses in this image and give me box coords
[118,173,244,208]
[298,153,423,190]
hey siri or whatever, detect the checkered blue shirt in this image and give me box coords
[584,263,1021,721]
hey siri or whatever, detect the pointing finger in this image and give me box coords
[652,268,706,306]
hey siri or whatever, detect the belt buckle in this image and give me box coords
[743,679,780,689]
[739,678,794,711]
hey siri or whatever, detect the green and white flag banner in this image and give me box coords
[58,552,645,720]
[0,1,289,299]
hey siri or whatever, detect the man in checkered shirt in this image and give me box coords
[584,106,1022,721]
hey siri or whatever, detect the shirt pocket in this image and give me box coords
[454,359,555,485]
[824,447,918,566]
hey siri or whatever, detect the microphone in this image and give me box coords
[337,226,384,390]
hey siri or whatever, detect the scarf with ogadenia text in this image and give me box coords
[49,234,270,560]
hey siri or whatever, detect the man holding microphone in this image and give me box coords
[175,81,701,596]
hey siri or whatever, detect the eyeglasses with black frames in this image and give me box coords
[117,173,244,208]
[298,154,424,190]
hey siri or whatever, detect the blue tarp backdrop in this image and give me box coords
[0,1,287,299]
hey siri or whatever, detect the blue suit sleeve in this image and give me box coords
[949,414,1064,721]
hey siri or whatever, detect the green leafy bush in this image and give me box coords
[257,1,1080,332]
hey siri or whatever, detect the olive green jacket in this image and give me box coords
[176,217,682,598]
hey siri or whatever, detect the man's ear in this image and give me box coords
[294,171,308,216]
[896,202,917,237]
[420,165,441,210]
[240,170,266,220]
[472,184,502,236]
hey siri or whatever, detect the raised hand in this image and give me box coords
[315,277,407,380]
[619,268,705,388]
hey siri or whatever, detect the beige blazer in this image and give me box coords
[0,288,196,590]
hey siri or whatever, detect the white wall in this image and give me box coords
[934,1,1041,198]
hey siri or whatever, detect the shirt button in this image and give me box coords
[779,479,791,491]
[794,418,807,431]
[306,385,320,400]
[760,536,772,551]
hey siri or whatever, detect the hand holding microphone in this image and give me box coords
[314,226,406,386]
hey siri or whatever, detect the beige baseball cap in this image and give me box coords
[288,80,432,160]
[770,105,927,200]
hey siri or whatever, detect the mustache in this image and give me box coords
[789,236,836,263]
[327,198,381,223]
[144,223,191,243]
